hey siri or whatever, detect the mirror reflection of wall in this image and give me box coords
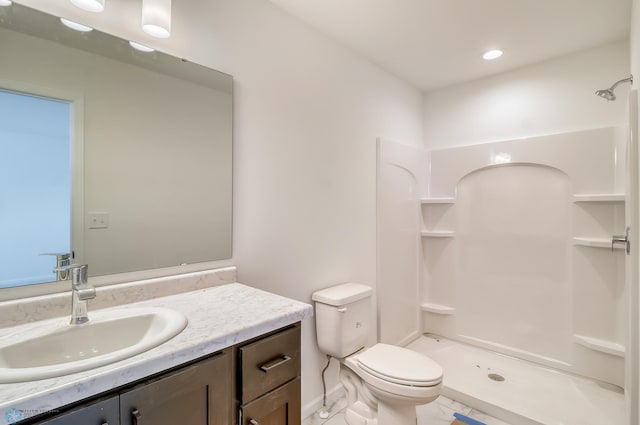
[0,3,233,291]
[0,90,71,288]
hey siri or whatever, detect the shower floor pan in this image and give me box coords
[406,335,625,425]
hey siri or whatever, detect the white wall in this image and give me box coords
[423,41,630,150]
[16,0,425,413]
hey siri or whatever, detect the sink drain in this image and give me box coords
[488,373,505,382]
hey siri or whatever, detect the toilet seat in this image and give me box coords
[355,343,443,387]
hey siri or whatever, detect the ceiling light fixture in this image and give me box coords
[129,41,155,52]
[60,18,94,32]
[0,0,13,7]
[70,0,105,13]
[483,49,503,60]
[142,0,171,38]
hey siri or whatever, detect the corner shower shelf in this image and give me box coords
[572,194,625,203]
[573,334,625,357]
[421,230,455,238]
[421,197,456,205]
[421,303,455,315]
[572,237,624,249]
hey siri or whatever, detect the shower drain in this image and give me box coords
[488,373,505,382]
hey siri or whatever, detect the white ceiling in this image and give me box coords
[267,0,632,92]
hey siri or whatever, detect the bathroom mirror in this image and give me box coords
[0,3,232,289]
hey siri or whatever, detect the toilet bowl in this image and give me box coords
[312,283,443,425]
[341,343,442,424]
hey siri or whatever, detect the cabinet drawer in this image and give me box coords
[239,326,300,403]
[240,377,301,425]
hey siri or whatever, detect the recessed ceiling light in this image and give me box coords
[0,0,13,6]
[60,18,94,32]
[129,41,155,52]
[483,50,503,60]
[70,0,105,13]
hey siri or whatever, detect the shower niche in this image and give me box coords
[420,127,627,387]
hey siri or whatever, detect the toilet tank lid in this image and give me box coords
[312,283,373,306]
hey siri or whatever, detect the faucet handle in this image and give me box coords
[41,253,73,280]
[55,264,89,286]
[60,264,95,301]
[53,263,86,272]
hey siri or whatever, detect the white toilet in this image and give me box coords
[312,283,443,425]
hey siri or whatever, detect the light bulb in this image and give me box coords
[70,0,105,13]
[129,41,155,52]
[60,18,93,32]
[483,50,503,60]
[142,0,171,38]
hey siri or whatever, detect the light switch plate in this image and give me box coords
[87,212,109,229]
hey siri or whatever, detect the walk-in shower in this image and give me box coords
[596,75,633,101]
[377,126,631,425]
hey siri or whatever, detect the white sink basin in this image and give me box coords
[0,307,188,383]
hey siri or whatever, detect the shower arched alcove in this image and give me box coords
[454,163,573,365]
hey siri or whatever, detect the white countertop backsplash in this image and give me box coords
[0,269,313,424]
[0,267,238,329]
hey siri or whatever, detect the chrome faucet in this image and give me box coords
[56,264,95,325]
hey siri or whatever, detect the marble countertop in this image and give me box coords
[0,283,313,424]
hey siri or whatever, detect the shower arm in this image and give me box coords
[609,75,633,91]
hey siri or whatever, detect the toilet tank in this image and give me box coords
[311,283,373,358]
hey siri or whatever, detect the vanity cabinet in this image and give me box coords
[120,350,233,425]
[31,396,119,425]
[240,378,301,425]
[23,324,301,425]
[238,325,301,425]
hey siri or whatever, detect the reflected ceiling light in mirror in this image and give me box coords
[0,1,12,7]
[142,0,171,38]
[60,18,94,32]
[70,0,105,13]
[483,49,503,60]
[492,152,512,164]
[129,41,155,52]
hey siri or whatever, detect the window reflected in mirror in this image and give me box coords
[0,89,71,288]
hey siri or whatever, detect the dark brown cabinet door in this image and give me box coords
[32,396,119,425]
[240,378,301,425]
[120,350,232,425]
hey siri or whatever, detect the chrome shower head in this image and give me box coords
[595,75,633,101]
[596,88,616,101]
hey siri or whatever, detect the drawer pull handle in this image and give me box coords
[249,420,259,425]
[132,409,142,425]
[259,355,292,372]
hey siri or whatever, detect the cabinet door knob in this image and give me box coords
[132,409,142,425]
[249,420,259,425]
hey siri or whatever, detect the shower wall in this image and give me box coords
[377,139,427,346]
[421,127,627,387]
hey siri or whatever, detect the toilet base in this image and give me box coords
[377,399,417,425]
[344,402,378,425]
[339,361,440,425]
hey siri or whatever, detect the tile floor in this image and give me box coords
[304,395,512,425]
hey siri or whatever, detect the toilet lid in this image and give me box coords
[356,343,443,386]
